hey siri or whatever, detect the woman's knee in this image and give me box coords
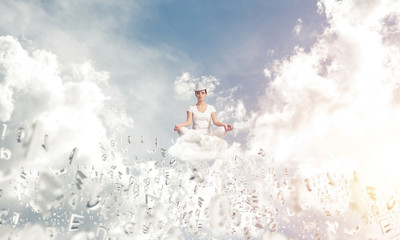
[213,127,227,138]
[178,127,189,136]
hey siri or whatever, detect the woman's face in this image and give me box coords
[195,90,207,101]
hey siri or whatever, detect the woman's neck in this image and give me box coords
[196,100,206,106]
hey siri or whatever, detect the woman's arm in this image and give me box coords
[174,111,193,131]
[211,112,233,131]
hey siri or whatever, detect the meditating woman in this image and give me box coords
[174,82,233,138]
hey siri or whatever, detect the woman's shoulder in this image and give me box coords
[208,104,216,112]
[187,105,196,112]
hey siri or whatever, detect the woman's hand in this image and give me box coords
[174,124,181,131]
[224,124,233,132]
[174,111,192,132]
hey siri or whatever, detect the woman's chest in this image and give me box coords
[196,104,208,113]
[193,111,210,121]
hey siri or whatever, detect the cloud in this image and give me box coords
[173,72,197,100]
[0,35,64,122]
[381,12,400,45]
[292,18,303,36]
[0,84,13,122]
[0,35,133,174]
[263,68,272,79]
[246,0,400,237]
[168,130,228,162]
[253,0,400,170]
[215,86,257,134]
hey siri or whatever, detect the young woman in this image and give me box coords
[174,83,233,138]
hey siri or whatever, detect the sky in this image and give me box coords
[0,0,326,144]
[2,0,400,239]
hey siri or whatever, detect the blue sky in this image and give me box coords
[127,0,326,96]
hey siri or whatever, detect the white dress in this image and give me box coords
[179,104,227,138]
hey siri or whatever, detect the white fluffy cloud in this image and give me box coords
[0,35,64,122]
[168,130,228,162]
[253,0,400,177]
[0,35,134,173]
[215,86,257,134]
[247,0,400,237]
